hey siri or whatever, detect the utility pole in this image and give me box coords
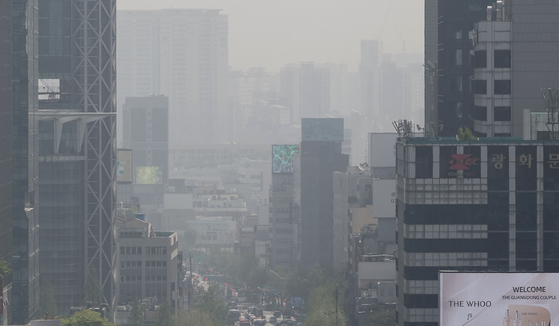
[188,250,193,308]
[334,284,339,326]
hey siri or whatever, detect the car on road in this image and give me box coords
[253,319,266,326]
[269,316,277,324]
[273,311,282,318]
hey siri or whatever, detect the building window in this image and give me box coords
[455,30,462,40]
[494,80,511,95]
[454,50,463,66]
[494,106,511,121]
[494,50,511,68]
[450,102,463,118]
[474,80,487,94]
[474,106,487,121]
[450,76,463,91]
[415,146,433,179]
[475,50,487,68]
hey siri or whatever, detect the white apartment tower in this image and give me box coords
[118,9,229,146]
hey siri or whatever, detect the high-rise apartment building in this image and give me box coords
[118,9,229,146]
[299,119,349,271]
[395,137,559,325]
[280,63,331,123]
[0,1,12,323]
[424,0,493,137]
[360,40,380,120]
[37,0,117,314]
[472,0,559,137]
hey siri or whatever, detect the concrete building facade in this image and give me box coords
[117,218,179,310]
[332,167,372,272]
[472,0,559,137]
[396,137,559,325]
[424,0,494,137]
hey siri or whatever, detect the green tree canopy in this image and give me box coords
[61,309,115,326]
[154,301,173,326]
[176,308,216,326]
[127,301,144,326]
[457,126,478,141]
[0,260,11,279]
[38,280,59,318]
[285,265,333,300]
[205,250,268,289]
[304,282,347,326]
[194,284,228,325]
[85,268,103,305]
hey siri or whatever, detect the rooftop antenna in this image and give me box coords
[392,119,414,139]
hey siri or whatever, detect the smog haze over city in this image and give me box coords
[12,1,559,326]
[117,0,424,71]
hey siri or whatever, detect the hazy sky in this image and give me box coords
[117,0,424,72]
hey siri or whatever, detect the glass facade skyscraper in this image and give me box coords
[0,0,13,323]
[37,0,117,313]
[11,0,40,323]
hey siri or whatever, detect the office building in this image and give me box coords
[332,166,372,272]
[117,218,179,310]
[118,9,229,146]
[395,137,559,325]
[424,0,493,137]
[300,119,349,271]
[0,1,12,323]
[472,1,559,137]
[122,95,169,184]
[269,145,300,271]
[37,0,117,314]
[11,0,40,323]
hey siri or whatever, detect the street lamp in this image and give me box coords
[268,269,284,314]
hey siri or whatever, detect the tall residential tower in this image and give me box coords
[118,9,229,146]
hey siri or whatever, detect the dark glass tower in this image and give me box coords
[11,0,40,323]
[299,119,349,271]
[424,0,494,137]
[37,0,117,313]
[0,0,13,323]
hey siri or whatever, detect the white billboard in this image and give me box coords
[372,179,396,218]
[440,272,559,326]
[368,133,398,168]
